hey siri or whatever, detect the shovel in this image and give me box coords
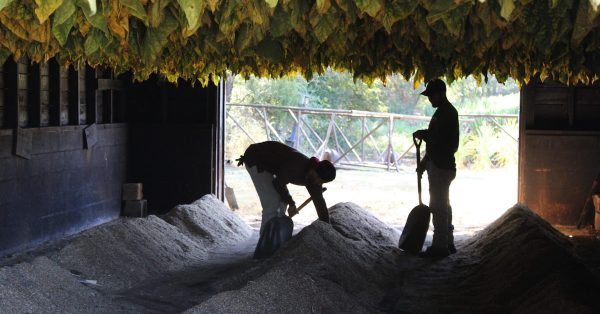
[398,135,431,254]
[254,188,327,259]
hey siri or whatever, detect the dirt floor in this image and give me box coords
[2,170,600,313]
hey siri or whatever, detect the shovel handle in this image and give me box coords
[413,134,423,205]
[295,187,328,213]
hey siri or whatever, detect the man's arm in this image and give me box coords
[272,176,295,206]
[306,183,329,223]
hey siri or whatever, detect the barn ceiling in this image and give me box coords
[1,0,599,85]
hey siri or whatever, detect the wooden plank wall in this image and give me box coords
[519,80,600,225]
[0,58,128,257]
[126,76,221,214]
[0,58,221,256]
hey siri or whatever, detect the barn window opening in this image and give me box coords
[224,71,519,238]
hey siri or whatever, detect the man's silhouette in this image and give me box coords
[237,141,336,234]
[413,79,459,258]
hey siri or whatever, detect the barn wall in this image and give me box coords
[519,81,600,225]
[125,76,222,214]
[0,60,223,256]
[0,57,130,256]
[0,125,127,256]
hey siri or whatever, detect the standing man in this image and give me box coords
[237,141,336,234]
[413,79,459,258]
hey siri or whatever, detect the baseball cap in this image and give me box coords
[421,79,446,96]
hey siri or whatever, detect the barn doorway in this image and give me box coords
[223,71,520,239]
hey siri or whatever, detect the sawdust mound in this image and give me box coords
[50,216,208,291]
[459,205,600,313]
[391,205,600,313]
[188,202,402,313]
[163,194,252,247]
[0,256,141,313]
[50,195,252,291]
[185,267,371,314]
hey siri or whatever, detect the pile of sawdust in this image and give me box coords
[49,195,252,291]
[187,202,403,312]
[163,194,252,247]
[50,215,208,291]
[461,205,600,313]
[389,205,600,313]
[0,256,143,312]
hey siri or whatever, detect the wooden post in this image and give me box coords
[39,62,50,126]
[27,62,41,127]
[317,114,335,158]
[85,66,98,124]
[361,116,366,161]
[255,107,283,142]
[333,120,386,164]
[0,64,3,128]
[296,109,303,149]
[48,60,60,126]
[67,67,80,125]
[288,109,317,152]
[17,58,28,127]
[262,107,270,140]
[333,119,362,162]
[4,58,17,129]
[386,116,394,171]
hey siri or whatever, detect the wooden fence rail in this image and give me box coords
[227,103,518,171]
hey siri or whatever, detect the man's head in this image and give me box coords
[316,160,336,183]
[421,79,447,108]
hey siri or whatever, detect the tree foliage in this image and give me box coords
[1,1,599,85]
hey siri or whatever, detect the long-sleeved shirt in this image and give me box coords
[238,141,329,221]
[424,102,459,169]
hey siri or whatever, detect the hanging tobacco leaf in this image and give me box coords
[0,0,599,85]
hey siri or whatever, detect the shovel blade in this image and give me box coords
[398,204,431,254]
[254,216,294,259]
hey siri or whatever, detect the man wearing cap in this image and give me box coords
[237,141,336,233]
[413,79,459,258]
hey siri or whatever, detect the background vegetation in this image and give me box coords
[226,70,519,170]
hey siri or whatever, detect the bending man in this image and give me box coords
[237,141,336,233]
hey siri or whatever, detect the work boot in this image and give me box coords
[418,246,450,259]
[448,244,457,254]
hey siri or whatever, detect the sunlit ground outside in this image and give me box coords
[225,164,517,239]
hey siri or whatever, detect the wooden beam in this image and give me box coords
[3,58,17,129]
[27,62,41,127]
[288,109,317,153]
[0,64,4,128]
[17,58,28,127]
[85,66,97,124]
[48,60,60,126]
[333,119,362,162]
[227,111,256,143]
[333,120,386,164]
[254,107,283,142]
[67,66,80,125]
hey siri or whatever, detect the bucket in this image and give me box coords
[594,195,600,231]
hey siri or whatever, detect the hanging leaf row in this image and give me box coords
[0,0,599,86]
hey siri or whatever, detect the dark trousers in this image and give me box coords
[427,161,456,249]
